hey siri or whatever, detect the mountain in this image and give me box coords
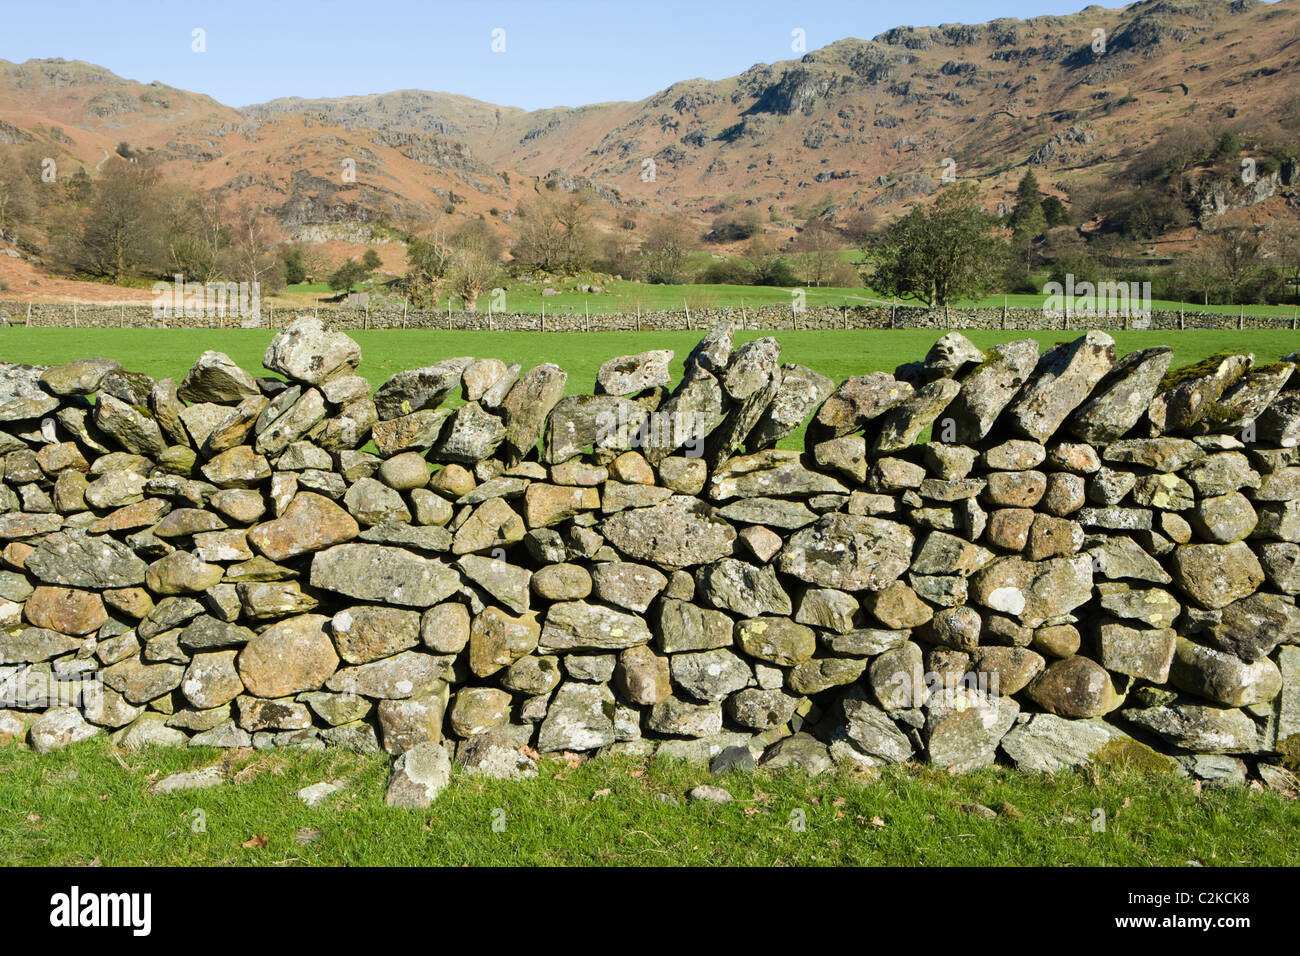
[1,0,1298,249]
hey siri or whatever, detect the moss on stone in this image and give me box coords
[1157,351,1251,394]
[1092,738,1179,775]
[1278,734,1300,773]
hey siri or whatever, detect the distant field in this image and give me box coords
[273,277,1300,318]
[3,326,1297,450]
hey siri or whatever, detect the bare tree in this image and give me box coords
[790,218,842,287]
[227,200,283,288]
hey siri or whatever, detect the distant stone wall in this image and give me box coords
[2,320,1299,804]
[4,299,1297,333]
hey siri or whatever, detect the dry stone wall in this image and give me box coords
[6,299,1299,333]
[3,319,1300,804]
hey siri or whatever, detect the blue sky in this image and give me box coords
[2,0,1118,110]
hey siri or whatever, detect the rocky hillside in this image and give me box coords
[1,0,1298,242]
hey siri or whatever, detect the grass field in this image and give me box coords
[274,276,1300,318]
[0,738,1293,866]
[2,326,1297,450]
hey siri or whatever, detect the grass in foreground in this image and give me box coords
[3,328,1298,453]
[0,739,1293,866]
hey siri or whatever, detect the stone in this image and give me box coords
[1154,353,1253,434]
[777,513,913,592]
[1131,472,1194,512]
[872,378,960,453]
[1000,714,1114,772]
[984,470,1047,508]
[343,477,410,527]
[235,614,338,700]
[264,317,361,385]
[925,690,1020,771]
[1206,593,1300,662]
[925,332,985,377]
[537,682,616,751]
[600,495,735,567]
[434,402,506,464]
[373,358,472,420]
[865,581,933,629]
[448,686,512,737]
[255,388,327,457]
[969,555,1092,628]
[1169,637,1282,708]
[794,588,859,633]
[94,394,166,458]
[101,658,184,704]
[39,357,122,396]
[615,645,672,705]
[525,483,600,528]
[735,617,815,666]
[331,605,421,665]
[716,497,816,530]
[200,446,271,489]
[180,650,244,709]
[1098,588,1181,628]
[500,364,568,463]
[247,492,359,561]
[1026,656,1120,718]
[372,409,451,457]
[1170,542,1264,610]
[946,339,1039,441]
[237,581,318,620]
[29,707,99,753]
[647,696,723,737]
[596,349,673,396]
[385,741,452,808]
[644,365,726,463]
[696,558,791,617]
[176,615,253,652]
[810,372,913,439]
[540,601,652,651]
[970,646,1045,695]
[144,552,222,595]
[1190,492,1257,544]
[1120,702,1258,753]
[655,599,733,653]
[531,563,592,601]
[708,450,846,501]
[1068,347,1173,444]
[759,733,833,776]
[375,452,429,491]
[671,649,751,702]
[1103,438,1204,473]
[310,543,460,607]
[591,562,667,613]
[468,606,540,677]
[726,688,799,731]
[460,358,509,403]
[985,508,1034,551]
[151,766,226,793]
[749,364,834,449]
[327,651,449,699]
[23,585,105,634]
[840,693,914,763]
[1088,536,1171,584]
[451,498,526,555]
[788,657,867,695]
[24,530,147,589]
[289,689,368,728]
